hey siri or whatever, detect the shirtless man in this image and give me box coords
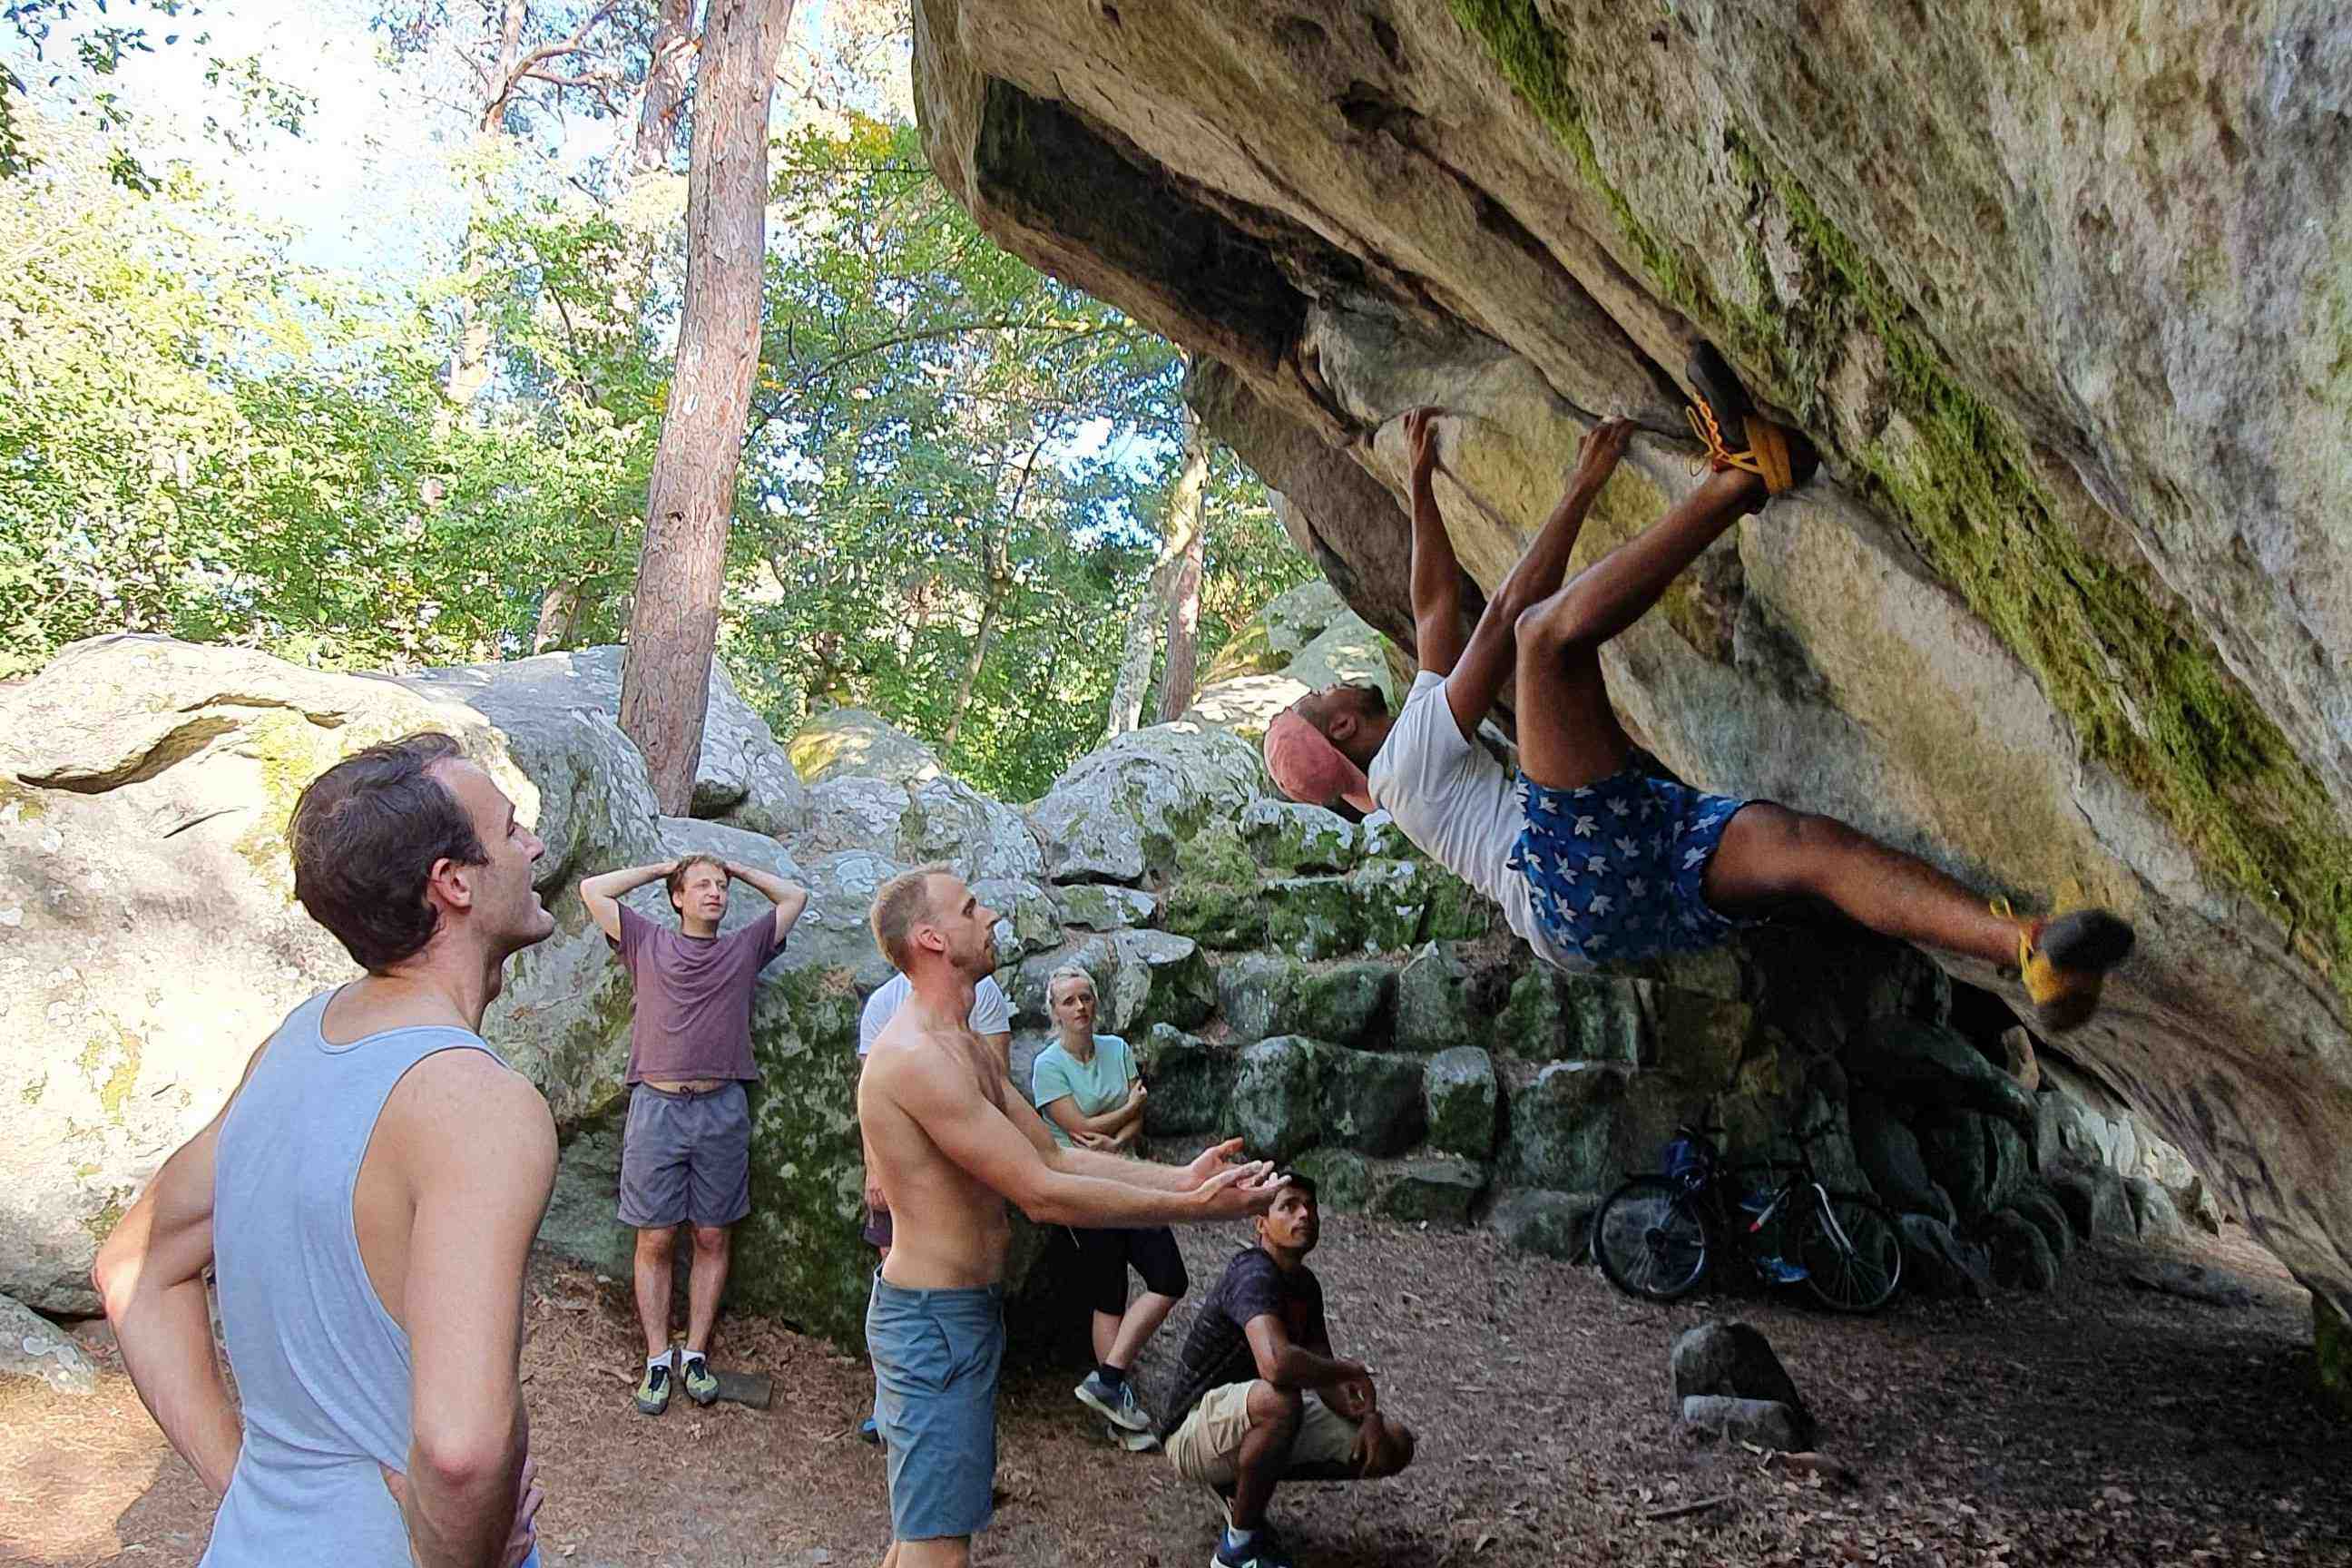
[1263,347,2132,1034]
[93,732,553,1567]
[857,863,1280,1568]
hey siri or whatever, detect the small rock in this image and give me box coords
[2123,1259,2256,1309]
[0,1292,97,1394]
[1485,1188,1598,1261]
[1374,1157,1485,1225]
[1670,1321,1812,1444]
[1895,1212,1994,1298]
[1681,1395,1807,1449]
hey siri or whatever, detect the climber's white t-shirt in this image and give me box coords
[857,971,1012,1057]
[1365,671,1594,975]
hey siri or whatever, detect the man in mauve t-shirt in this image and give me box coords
[583,854,807,1416]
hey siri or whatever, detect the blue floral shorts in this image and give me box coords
[1507,763,1757,964]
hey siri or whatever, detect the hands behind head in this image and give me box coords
[1401,406,1443,482]
[1573,416,1634,489]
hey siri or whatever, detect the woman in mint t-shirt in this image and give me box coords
[1031,965,1190,1448]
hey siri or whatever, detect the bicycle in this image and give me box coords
[1592,1119,1904,1313]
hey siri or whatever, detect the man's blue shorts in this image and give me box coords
[867,1272,1004,1542]
[1508,761,1759,964]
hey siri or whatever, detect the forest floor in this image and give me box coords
[5,1217,2348,1568]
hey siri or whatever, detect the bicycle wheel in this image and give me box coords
[1793,1190,1903,1313]
[1592,1176,1713,1301]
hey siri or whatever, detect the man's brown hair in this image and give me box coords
[870,861,953,970]
[289,730,488,974]
[664,854,729,916]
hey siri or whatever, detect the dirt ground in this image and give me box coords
[5,1217,2348,1568]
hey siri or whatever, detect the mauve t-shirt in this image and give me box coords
[611,904,787,1083]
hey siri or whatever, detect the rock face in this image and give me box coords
[912,0,2352,1340]
[4,628,2263,1344]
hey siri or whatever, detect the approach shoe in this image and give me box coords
[681,1353,720,1407]
[1106,1420,1162,1452]
[2005,901,2136,1033]
[634,1357,672,1416]
[1756,1254,1809,1285]
[1075,1370,1154,1434]
[1684,341,1818,509]
[1212,1526,1297,1568]
[858,1415,882,1446]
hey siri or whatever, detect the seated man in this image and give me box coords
[1160,1173,1413,1568]
[1263,348,2132,1034]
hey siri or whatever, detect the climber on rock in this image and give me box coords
[1261,344,2133,1034]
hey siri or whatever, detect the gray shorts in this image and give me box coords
[618,1082,750,1229]
[867,1272,1004,1542]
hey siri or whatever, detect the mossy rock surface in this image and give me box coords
[1424,1045,1499,1160]
[1319,1047,1428,1156]
[1164,882,1266,949]
[1264,876,1365,961]
[1230,1035,1328,1162]
[1292,961,1396,1046]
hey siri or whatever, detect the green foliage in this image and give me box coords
[0,140,650,672]
[0,103,1310,800]
[3,1,309,187]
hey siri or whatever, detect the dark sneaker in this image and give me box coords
[2015,906,2135,1033]
[859,1415,882,1446]
[1075,1370,1152,1433]
[1684,342,1818,506]
[1212,1526,1296,1568]
[1756,1254,1809,1285]
[681,1353,719,1406]
[634,1358,672,1416]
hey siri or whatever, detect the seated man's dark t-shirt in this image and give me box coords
[1159,1246,1327,1440]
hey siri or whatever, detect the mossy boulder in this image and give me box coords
[2318,1293,2350,1417]
[1842,1017,2034,1128]
[1495,969,1650,1063]
[1497,1061,1630,1191]
[1319,1046,1427,1155]
[1056,882,1158,931]
[1346,858,1431,951]
[1377,1157,1485,1225]
[1292,1145,1374,1210]
[1395,941,1518,1053]
[1215,953,1305,1041]
[1028,722,1266,885]
[1264,875,1365,961]
[1163,882,1266,948]
[1292,961,1396,1045]
[1985,1208,2060,1291]
[1487,1188,1599,1260]
[1240,798,1357,874]
[1112,929,1215,1034]
[1424,1045,1500,1159]
[1230,1036,1327,1161]
[1136,1025,1237,1137]
[1646,989,1753,1089]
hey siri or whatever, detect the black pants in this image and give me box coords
[1068,1224,1188,1316]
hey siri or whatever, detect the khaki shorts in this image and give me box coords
[1165,1381,1359,1487]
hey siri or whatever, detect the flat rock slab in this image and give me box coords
[1681,1395,1807,1450]
[2124,1260,2257,1310]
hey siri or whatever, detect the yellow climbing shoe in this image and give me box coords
[2006,903,2137,1034]
[1685,343,1818,506]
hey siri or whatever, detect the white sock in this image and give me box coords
[681,1348,707,1369]
[648,1352,671,1372]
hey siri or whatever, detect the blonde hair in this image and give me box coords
[870,861,955,970]
[1046,965,1098,1006]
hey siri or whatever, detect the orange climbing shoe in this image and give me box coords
[2005,903,2136,1034]
[1684,342,1818,510]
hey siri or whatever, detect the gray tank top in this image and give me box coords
[203,987,520,1565]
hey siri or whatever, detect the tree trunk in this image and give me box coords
[943,437,1045,752]
[632,0,695,176]
[1104,403,1209,742]
[1154,410,1210,721]
[619,0,799,812]
[532,583,580,653]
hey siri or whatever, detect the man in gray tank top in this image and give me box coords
[93,731,558,1568]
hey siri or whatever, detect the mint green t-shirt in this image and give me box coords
[1030,1034,1137,1148]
